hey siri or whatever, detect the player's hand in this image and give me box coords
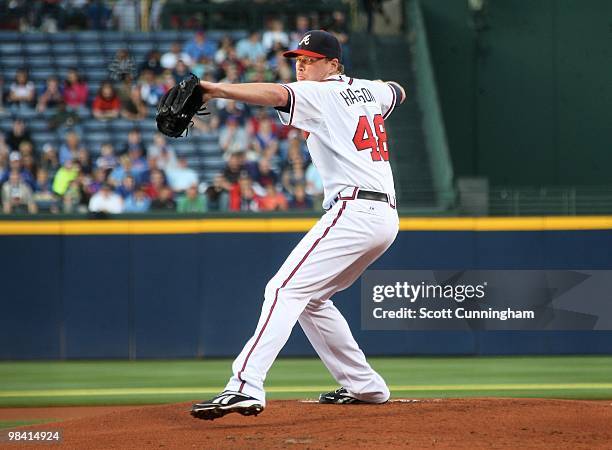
[199,80,217,103]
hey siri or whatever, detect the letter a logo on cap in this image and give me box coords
[299,34,311,46]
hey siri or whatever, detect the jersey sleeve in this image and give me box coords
[276,81,324,132]
[368,80,401,119]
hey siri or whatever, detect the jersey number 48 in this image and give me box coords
[352,114,389,162]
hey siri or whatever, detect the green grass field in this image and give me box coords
[1,356,611,409]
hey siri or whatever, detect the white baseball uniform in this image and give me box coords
[224,75,401,404]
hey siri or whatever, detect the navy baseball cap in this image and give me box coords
[283,30,342,60]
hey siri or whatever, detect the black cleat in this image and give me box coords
[191,391,264,420]
[318,387,368,404]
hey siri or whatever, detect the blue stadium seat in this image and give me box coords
[52,42,77,54]
[54,55,79,67]
[1,55,26,67]
[80,55,106,68]
[24,42,51,55]
[154,31,180,43]
[29,68,57,82]
[28,120,51,132]
[83,121,109,132]
[77,42,103,54]
[0,42,23,55]
[27,55,54,67]
[87,69,110,82]
[32,131,57,147]
[109,119,135,133]
[128,32,153,42]
[0,31,21,42]
[21,33,48,42]
[48,32,74,42]
[77,31,102,42]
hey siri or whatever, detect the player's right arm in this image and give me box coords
[199,81,288,107]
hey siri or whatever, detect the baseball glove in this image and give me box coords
[156,73,209,138]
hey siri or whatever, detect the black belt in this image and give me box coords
[335,188,389,203]
[356,190,389,203]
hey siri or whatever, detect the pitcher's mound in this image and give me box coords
[14,398,612,449]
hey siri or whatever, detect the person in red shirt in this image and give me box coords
[258,183,288,211]
[63,69,88,111]
[92,81,121,120]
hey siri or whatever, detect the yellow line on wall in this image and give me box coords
[0,216,611,235]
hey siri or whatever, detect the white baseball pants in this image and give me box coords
[224,194,399,405]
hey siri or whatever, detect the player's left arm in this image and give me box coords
[199,81,288,107]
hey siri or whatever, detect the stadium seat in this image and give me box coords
[54,55,79,67]
[47,32,74,42]
[80,55,106,68]
[52,42,77,54]
[29,68,57,82]
[24,42,51,55]
[0,31,21,42]
[1,55,26,67]
[77,31,102,42]
[27,55,54,67]
[28,120,50,132]
[0,43,23,55]
[77,42,104,55]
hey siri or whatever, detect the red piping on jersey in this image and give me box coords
[337,187,358,200]
[383,82,397,120]
[321,77,344,82]
[348,78,354,85]
[237,201,348,392]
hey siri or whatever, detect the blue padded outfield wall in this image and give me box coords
[1,218,612,359]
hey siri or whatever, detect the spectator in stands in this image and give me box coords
[0,132,9,161]
[236,31,266,65]
[0,152,35,189]
[21,153,38,182]
[95,142,118,175]
[112,0,139,31]
[92,81,121,120]
[217,99,248,127]
[40,143,60,179]
[88,167,108,195]
[109,48,137,82]
[326,10,351,70]
[147,133,177,171]
[262,18,289,52]
[150,186,176,211]
[36,76,63,113]
[33,168,58,214]
[18,140,34,159]
[115,174,136,199]
[32,0,64,32]
[121,86,147,121]
[251,158,279,190]
[7,68,36,111]
[222,151,246,185]
[251,116,279,159]
[281,130,309,165]
[204,174,229,211]
[0,76,6,114]
[2,170,37,214]
[219,116,249,157]
[138,50,163,76]
[59,130,85,165]
[214,35,235,65]
[172,60,191,84]
[62,179,82,213]
[166,157,198,193]
[52,157,79,196]
[109,154,132,187]
[142,169,166,200]
[76,148,93,176]
[177,184,206,213]
[282,159,307,196]
[63,69,89,112]
[138,69,164,107]
[184,31,217,63]
[47,101,81,135]
[191,55,216,81]
[88,182,123,214]
[6,119,32,152]
[160,69,177,94]
[85,0,112,30]
[258,183,288,211]
[124,187,150,213]
[161,42,192,70]
[229,173,259,212]
[127,146,147,184]
[289,183,313,210]
[244,58,276,83]
[122,128,145,155]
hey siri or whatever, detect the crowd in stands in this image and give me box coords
[0,13,354,215]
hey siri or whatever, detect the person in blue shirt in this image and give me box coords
[184,31,217,63]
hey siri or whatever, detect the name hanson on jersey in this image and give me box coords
[338,87,376,107]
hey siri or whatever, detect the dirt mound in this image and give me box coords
[10,398,612,449]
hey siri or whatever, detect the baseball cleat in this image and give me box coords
[191,391,264,420]
[318,387,369,404]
